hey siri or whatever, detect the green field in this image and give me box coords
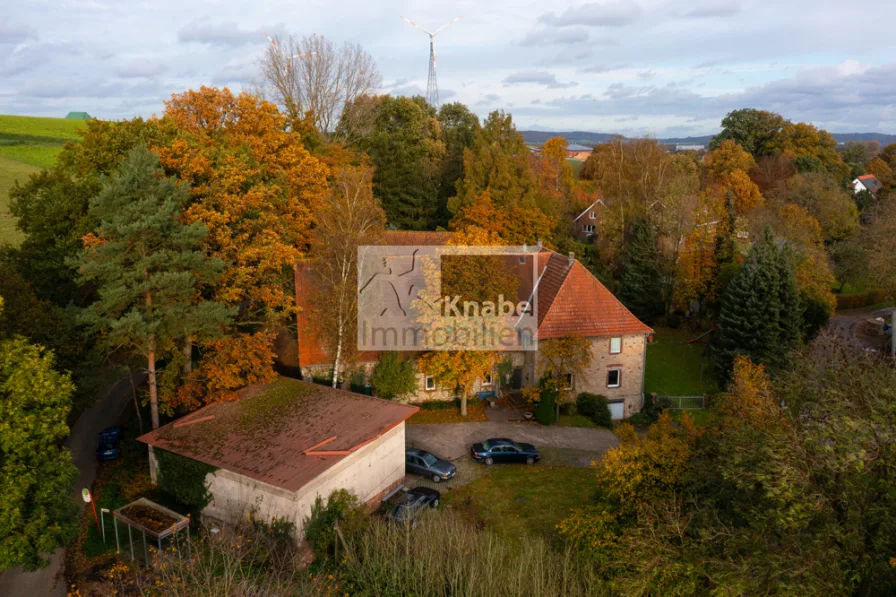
[0,114,86,245]
[644,326,718,396]
[0,156,39,245]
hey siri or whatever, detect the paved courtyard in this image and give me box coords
[405,421,619,461]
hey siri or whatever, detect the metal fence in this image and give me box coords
[659,395,706,410]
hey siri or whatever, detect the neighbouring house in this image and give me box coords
[65,111,91,120]
[138,377,417,534]
[290,231,652,419]
[573,199,605,242]
[853,174,882,196]
[566,143,593,160]
[675,144,705,152]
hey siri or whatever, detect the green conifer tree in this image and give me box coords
[619,219,664,323]
[75,146,232,429]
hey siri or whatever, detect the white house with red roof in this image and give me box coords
[853,174,882,195]
[290,233,652,419]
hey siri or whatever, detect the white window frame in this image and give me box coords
[425,376,436,391]
[583,224,595,233]
[482,373,493,386]
[589,211,596,219]
[609,337,622,354]
[607,368,621,389]
[564,373,574,390]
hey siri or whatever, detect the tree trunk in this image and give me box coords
[460,393,468,417]
[128,367,144,436]
[147,347,160,430]
[183,335,193,375]
[332,319,343,389]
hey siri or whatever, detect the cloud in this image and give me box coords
[177,21,271,47]
[476,93,501,106]
[637,69,656,79]
[115,60,166,78]
[211,59,258,84]
[390,84,426,97]
[538,1,642,27]
[576,63,629,74]
[503,70,578,89]
[0,42,83,77]
[519,26,590,46]
[382,78,409,89]
[681,1,741,18]
[615,115,639,122]
[0,23,37,45]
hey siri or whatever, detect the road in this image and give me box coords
[827,305,894,351]
[0,375,135,597]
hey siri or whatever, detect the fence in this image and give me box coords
[657,395,705,410]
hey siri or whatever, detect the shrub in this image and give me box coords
[835,289,888,310]
[577,392,612,428]
[303,489,367,560]
[560,401,577,416]
[640,395,673,424]
[155,449,217,511]
[577,392,600,417]
[370,352,417,400]
[535,388,557,425]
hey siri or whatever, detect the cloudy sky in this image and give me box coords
[3,0,896,137]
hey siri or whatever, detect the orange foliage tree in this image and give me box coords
[451,189,556,246]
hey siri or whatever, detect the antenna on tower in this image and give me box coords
[400,16,461,110]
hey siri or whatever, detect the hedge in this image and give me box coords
[836,289,888,310]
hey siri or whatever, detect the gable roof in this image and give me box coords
[856,174,882,192]
[566,143,592,151]
[65,111,91,119]
[138,377,417,493]
[574,199,605,221]
[534,256,652,339]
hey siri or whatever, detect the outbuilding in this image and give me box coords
[138,377,418,535]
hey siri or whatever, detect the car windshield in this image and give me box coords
[421,453,437,466]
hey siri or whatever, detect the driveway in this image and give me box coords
[0,374,135,597]
[406,422,619,461]
[827,305,894,351]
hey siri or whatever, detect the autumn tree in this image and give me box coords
[828,240,868,293]
[259,33,381,136]
[370,352,417,401]
[867,157,894,187]
[0,298,79,572]
[767,121,849,182]
[538,333,592,416]
[309,164,385,387]
[771,171,859,242]
[76,146,232,429]
[450,189,556,245]
[534,137,575,218]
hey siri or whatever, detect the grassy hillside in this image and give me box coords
[0,156,39,245]
[0,115,85,245]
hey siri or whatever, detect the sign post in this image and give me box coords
[82,488,101,533]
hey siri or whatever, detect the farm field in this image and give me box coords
[0,156,39,245]
[0,114,86,245]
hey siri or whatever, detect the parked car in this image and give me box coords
[96,426,123,461]
[405,448,456,483]
[471,438,540,465]
[386,487,441,526]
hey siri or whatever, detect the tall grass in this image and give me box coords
[338,511,607,597]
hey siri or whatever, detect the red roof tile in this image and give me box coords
[138,377,418,493]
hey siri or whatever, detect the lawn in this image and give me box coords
[443,464,596,541]
[669,408,710,427]
[0,144,65,168]
[0,114,87,141]
[0,156,39,246]
[644,326,718,396]
[407,401,488,424]
[556,413,600,428]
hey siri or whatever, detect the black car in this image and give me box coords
[96,426,124,461]
[471,438,540,465]
[405,448,457,483]
[386,487,441,526]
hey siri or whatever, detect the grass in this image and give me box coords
[644,326,718,396]
[568,158,585,179]
[443,464,596,541]
[0,114,87,141]
[407,401,487,424]
[669,408,710,427]
[0,144,64,168]
[0,156,39,246]
[556,414,600,428]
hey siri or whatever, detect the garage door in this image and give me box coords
[609,401,625,420]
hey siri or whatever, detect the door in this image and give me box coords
[406,455,423,475]
[609,401,625,420]
[511,367,523,390]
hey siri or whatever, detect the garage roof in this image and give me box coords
[138,377,418,493]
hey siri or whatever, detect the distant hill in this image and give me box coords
[522,130,896,148]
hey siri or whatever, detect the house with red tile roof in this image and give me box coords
[138,377,417,533]
[853,174,882,195]
[289,232,652,419]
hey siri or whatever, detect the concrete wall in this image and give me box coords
[202,422,407,537]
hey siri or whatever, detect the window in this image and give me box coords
[482,373,493,386]
[425,376,436,391]
[583,224,595,233]
[564,373,574,390]
[609,337,622,354]
[607,368,621,388]
[519,255,527,264]
[589,211,596,219]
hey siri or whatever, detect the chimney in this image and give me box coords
[536,239,543,251]
[567,251,575,268]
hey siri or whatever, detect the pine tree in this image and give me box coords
[715,227,801,381]
[75,146,232,429]
[619,219,664,323]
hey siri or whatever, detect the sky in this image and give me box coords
[3,0,896,137]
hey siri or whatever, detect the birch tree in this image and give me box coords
[309,164,385,387]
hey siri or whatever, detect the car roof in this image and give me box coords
[406,448,429,456]
[408,487,439,498]
[486,438,514,445]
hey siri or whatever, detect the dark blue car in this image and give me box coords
[96,426,123,461]
[471,438,540,465]
[405,448,456,483]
